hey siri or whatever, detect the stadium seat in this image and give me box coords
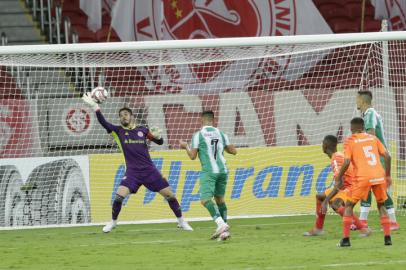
[71,25,97,42]
[62,11,87,26]
[103,67,157,96]
[102,13,112,26]
[60,0,80,12]
[96,26,120,42]
[314,0,381,34]
[363,20,382,32]
[329,18,359,33]
[346,3,375,19]
[314,0,344,6]
[318,4,349,20]
[312,0,328,5]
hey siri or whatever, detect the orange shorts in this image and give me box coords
[347,182,387,203]
[324,188,348,203]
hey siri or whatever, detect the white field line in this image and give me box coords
[0,214,310,231]
[34,221,311,236]
[262,266,306,270]
[78,239,184,247]
[3,235,250,250]
[322,260,406,267]
[257,260,406,270]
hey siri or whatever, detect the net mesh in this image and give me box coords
[0,39,405,228]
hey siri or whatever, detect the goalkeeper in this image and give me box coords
[179,111,237,240]
[82,92,193,233]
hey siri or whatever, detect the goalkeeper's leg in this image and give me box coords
[158,186,193,231]
[103,185,130,233]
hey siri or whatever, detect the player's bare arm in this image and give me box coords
[382,151,392,187]
[335,159,350,190]
[225,144,237,155]
[179,140,198,160]
[321,184,339,214]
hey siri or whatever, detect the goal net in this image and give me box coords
[0,32,405,229]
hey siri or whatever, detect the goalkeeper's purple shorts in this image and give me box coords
[120,168,169,193]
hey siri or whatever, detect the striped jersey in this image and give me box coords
[191,126,230,173]
[363,107,387,148]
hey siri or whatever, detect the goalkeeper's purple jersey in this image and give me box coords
[95,110,163,172]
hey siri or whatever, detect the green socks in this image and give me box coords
[217,203,228,222]
[203,200,221,220]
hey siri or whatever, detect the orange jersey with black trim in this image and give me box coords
[331,152,354,189]
[343,132,386,185]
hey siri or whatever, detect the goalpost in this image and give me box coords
[0,31,406,229]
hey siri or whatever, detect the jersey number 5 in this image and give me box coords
[363,146,377,166]
[211,139,219,160]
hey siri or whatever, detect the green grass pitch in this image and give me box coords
[0,215,405,270]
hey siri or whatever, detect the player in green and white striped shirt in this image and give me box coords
[180,111,237,240]
[356,90,399,230]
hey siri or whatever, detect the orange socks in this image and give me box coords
[381,216,391,236]
[343,216,352,238]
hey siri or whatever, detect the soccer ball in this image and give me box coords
[218,231,231,241]
[91,86,109,104]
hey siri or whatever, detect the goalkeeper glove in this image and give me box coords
[82,92,99,111]
[150,127,162,140]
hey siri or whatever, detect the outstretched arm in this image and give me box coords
[147,127,164,145]
[225,144,237,155]
[95,110,119,134]
[179,140,198,160]
[147,132,164,145]
[82,92,117,133]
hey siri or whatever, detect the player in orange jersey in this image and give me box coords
[303,135,368,236]
[336,117,392,247]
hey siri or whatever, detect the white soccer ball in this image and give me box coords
[91,86,109,104]
[218,231,231,241]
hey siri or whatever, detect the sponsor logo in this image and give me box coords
[89,143,397,222]
[64,107,92,135]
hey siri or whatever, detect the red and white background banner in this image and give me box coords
[371,0,406,30]
[127,88,399,151]
[82,0,332,39]
[99,0,333,95]
[0,100,42,158]
[114,0,333,40]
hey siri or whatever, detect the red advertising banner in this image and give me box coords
[0,99,42,158]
